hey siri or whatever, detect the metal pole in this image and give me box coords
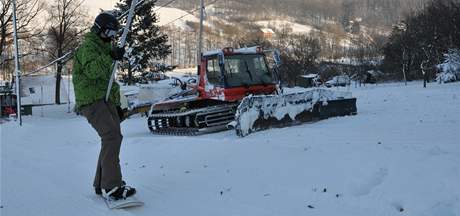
[12,0,22,126]
[197,0,204,74]
[65,65,71,113]
[40,84,44,117]
[178,30,181,68]
[105,0,138,102]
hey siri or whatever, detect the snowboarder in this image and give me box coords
[72,12,135,201]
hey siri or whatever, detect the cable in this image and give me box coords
[117,0,176,18]
[154,0,177,12]
[24,0,152,77]
[160,0,219,27]
[24,0,216,77]
[23,50,75,77]
[117,0,149,19]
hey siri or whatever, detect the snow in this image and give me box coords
[301,74,319,79]
[203,49,224,57]
[260,28,275,34]
[154,7,199,31]
[203,47,262,56]
[154,7,211,31]
[2,81,460,215]
[437,49,460,83]
[234,47,260,54]
[436,72,457,83]
[256,20,316,34]
[169,67,197,78]
[235,89,353,137]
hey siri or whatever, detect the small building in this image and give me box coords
[258,28,275,40]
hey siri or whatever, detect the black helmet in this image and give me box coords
[93,12,120,34]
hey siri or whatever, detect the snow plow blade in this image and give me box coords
[233,89,357,137]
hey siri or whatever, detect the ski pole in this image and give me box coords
[105,0,139,102]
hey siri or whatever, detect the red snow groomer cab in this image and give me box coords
[196,46,278,102]
[148,46,357,137]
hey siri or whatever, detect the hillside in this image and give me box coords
[156,3,385,68]
[159,0,429,29]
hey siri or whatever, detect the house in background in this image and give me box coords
[258,28,275,40]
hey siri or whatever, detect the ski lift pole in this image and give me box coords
[12,0,22,126]
[197,0,204,76]
[65,65,71,113]
[105,0,139,102]
[40,84,44,117]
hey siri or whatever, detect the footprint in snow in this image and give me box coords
[351,168,388,196]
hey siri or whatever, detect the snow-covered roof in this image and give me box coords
[300,74,319,79]
[260,28,275,34]
[203,47,261,57]
[203,50,224,57]
[234,47,260,54]
[256,20,316,34]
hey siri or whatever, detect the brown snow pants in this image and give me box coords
[81,100,123,190]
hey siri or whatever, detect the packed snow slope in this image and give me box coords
[2,82,460,216]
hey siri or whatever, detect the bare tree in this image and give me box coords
[279,34,321,86]
[275,23,292,49]
[0,0,44,79]
[45,0,88,104]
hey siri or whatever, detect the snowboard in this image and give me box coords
[104,196,144,209]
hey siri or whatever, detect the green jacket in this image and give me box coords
[73,31,120,110]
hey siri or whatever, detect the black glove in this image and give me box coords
[116,106,127,122]
[111,47,125,61]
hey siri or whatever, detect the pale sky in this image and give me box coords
[81,0,119,17]
[44,0,120,18]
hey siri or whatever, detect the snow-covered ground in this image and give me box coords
[155,6,199,30]
[255,20,317,34]
[155,7,212,31]
[2,81,460,216]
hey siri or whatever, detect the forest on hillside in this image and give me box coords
[159,0,429,28]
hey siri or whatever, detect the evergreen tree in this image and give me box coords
[115,0,171,85]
